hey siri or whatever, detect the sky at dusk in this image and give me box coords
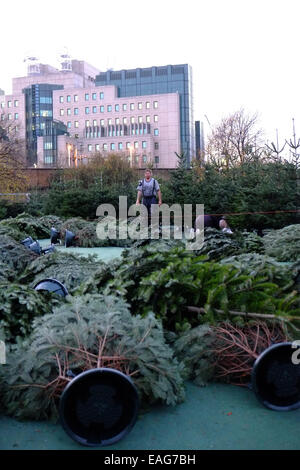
[1,0,300,152]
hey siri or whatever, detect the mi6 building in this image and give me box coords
[0,57,195,169]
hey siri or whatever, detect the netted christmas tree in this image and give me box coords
[0,294,185,421]
[18,251,103,293]
[263,224,300,262]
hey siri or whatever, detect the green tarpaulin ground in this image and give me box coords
[1,382,300,450]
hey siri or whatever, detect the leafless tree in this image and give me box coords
[0,115,27,192]
[206,108,265,167]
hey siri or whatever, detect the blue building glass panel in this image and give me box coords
[95,64,195,164]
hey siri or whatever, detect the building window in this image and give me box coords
[59,96,63,103]
[107,105,112,112]
[126,142,131,149]
[92,93,97,100]
[123,117,127,124]
[67,108,71,115]
[130,117,135,124]
[85,120,90,127]
[100,92,104,100]
[74,108,79,115]
[85,107,90,114]
[67,121,71,128]
[95,144,100,151]
[14,100,19,107]
[154,128,159,136]
[100,119,104,126]
[142,141,147,149]
[93,119,97,127]
[154,142,159,149]
[123,103,127,111]
[0,102,5,109]
[111,143,115,150]
[138,102,142,110]
[74,121,79,128]
[74,95,78,102]
[67,95,71,102]
[41,110,52,117]
[134,141,138,149]
[146,101,150,109]
[100,105,104,113]
[14,113,19,120]
[138,116,143,123]
[115,104,119,112]
[8,101,12,108]
[40,96,52,104]
[60,109,64,116]
[146,115,150,123]
[118,142,123,150]
[44,142,53,150]
[0,114,4,120]
[153,101,158,109]
[85,93,89,101]
[115,118,120,125]
[93,106,97,113]
[154,115,158,122]
[143,155,147,163]
[103,143,108,150]
[155,156,159,164]
[88,144,92,152]
[130,103,134,110]
[8,113,12,120]
[108,118,112,126]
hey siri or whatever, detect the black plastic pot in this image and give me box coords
[29,240,42,255]
[34,278,69,297]
[251,342,300,411]
[50,227,60,245]
[65,229,76,248]
[21,236,34,247]
[59,368,139,447]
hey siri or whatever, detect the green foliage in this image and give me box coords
[0,200,29,220]
[164,160,298,230]
[0,213,63,241]
[0,261,15,282]
[43,181,137,219]
[195,228,243,260]
[263,224,300,262]
[18,251,103,293]
[0,294,185,421]
[136,256,299,330]
[0,233,37,276]
[172,325,215,386]
[77,240,187,302]
[0,283,62,343]
[76,237,300,332]
[59,216,135,248]
[220,253,295,289]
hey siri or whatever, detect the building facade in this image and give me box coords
[95,64,195,165]
[0,59,193,169]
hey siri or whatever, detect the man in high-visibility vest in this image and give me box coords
[136,169,162,223]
